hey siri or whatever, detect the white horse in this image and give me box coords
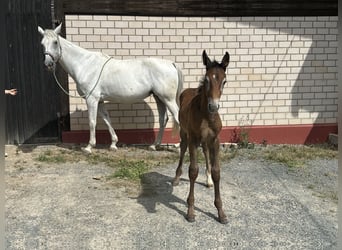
[38,23,183,153]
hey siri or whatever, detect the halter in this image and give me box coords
[46,34,112,99]
[44,34,62,65]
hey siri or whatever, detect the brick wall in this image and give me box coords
[64,15,337,134]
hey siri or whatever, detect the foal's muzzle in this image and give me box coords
[208,103,220,113]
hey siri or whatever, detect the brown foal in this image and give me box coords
[172,50,230,224]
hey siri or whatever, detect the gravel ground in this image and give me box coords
[5,144,337,249]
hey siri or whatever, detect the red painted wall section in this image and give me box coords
[62,123,337,145]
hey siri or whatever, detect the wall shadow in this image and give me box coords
[236,18,338,144]
[290,38,338,143]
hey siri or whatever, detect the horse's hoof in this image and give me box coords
[149,145,157,151]
[81,147,92,154]
[207,183,213,188]
[110,145,118,151]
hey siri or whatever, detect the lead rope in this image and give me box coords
[52,56,112,99]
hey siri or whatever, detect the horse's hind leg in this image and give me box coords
[150,95,168,150]
[202,143,213,187]
[164,99,179,125]
[161,98,180,149]
[210,138,228,224]
[172,130,187,186]
[98,102,118,150]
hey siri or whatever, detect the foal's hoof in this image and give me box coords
[207,182,214,188]
[186,215,196,223]
[149,145,157,151]
[218,216,228,224]
[172,178,180,186]
[109,145,118,151]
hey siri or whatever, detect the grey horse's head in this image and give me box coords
[38,23,62,71]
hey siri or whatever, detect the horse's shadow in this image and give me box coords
[136,172,217,221]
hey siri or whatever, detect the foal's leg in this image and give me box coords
[202,143,213,187]
[172,130,188,186]
[150,95,168,151]
[83,98,99,154]
[98,102,118,150]
[186,141,199,222]
[210,138,228,224]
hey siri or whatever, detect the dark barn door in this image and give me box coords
[5,0,69,144]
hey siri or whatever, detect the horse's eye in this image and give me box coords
[53,40,58,46]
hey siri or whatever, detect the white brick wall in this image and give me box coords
[65,15,337,131]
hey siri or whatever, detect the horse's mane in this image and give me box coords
[44,29,58,38]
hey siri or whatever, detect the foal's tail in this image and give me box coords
[172,63,183,136]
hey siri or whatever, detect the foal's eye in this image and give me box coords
[221,80,226,91]
[53,40,58,46]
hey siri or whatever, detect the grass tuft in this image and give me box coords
[262,144,337,168]
[110,159,150,180]
[36,150,67,164]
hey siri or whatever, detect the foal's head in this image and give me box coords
[201,50,230,113]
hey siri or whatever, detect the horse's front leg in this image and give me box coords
[98,102,118,150]
[202,142,213,187]
[210,138,228,224]
[82,98,99,154]
[186,141,198,222]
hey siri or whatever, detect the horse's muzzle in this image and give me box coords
[43,52,57,71]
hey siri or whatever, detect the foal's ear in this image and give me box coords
[38,26,45,36]
[54,23,62,35]
[202,50,211,68]
[221,52,230,71]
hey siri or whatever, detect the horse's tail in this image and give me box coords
[174,63,183,107]
[172,63,183,136]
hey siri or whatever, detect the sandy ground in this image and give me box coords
[5,144,337,249]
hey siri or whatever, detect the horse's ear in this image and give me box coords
[221,52,230,71]
[202,50,211,68]
[38,26,45,36]
[54,23,62,35]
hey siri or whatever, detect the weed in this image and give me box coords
[233,115,255,149]
[220,146,239,162]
